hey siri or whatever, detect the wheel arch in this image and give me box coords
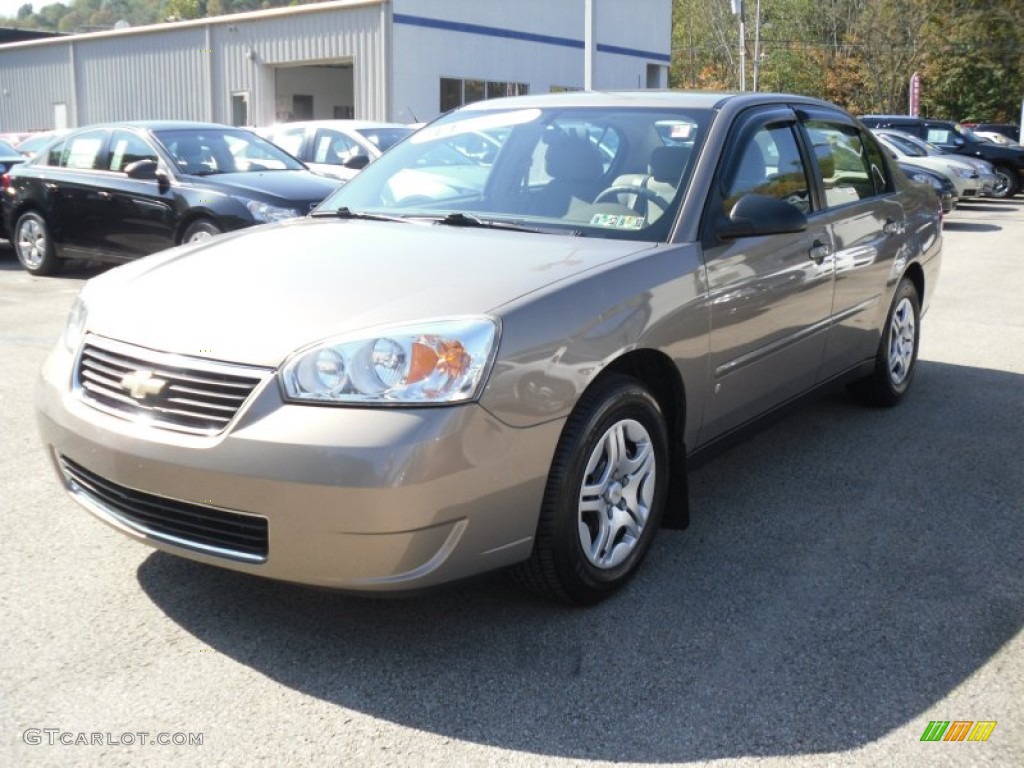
[596,348,690,529]
[902,260,925,306]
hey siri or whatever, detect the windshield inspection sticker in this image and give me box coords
[590,213,644,230]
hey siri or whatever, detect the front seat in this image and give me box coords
[533,134,605,217]
[174,138,210,175]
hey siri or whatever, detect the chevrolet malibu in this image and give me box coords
[36,92,942,604]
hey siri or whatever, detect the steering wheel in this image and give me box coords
[593,184,664,214]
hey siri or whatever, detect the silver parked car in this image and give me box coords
[259,120,415,182]
[37,91,942,604]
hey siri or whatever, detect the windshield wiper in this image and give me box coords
[430,212,542,233]
[310,207,411,223]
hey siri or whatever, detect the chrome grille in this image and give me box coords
[75,336,271,435]
[59,454,268,563]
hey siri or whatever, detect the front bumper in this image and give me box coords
[36,343,563,591]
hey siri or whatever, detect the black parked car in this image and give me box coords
[1,121,341,275]
[898,161,956,213]
[859,115,1024,198]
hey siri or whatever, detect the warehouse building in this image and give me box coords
[0,0,671,131]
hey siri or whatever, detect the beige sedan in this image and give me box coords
[36,91,942,604]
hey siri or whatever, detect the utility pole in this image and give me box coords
[752,0,762,92]
[732,0,746,91]
[584,0,594,90]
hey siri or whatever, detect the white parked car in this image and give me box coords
[259,120,415,182]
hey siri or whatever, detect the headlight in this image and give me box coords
[909,171,941,190]
[62,294,88,353]
[245,200,300,223]
[280,317,499,405]
[951,167,974,179]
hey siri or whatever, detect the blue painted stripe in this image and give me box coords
[598,43,671,63]
[394,13,582,50]
[394,13,670,62]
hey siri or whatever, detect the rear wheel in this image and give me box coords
[990,165,1018,199]
[13,211,61,276]
[511,374,669,605]
[848,278,920,407]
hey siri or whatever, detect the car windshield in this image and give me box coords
[154,128,306,175]
[880,133,926,157]
[317,105,712,241]
[885,131,946,157]
[354,127,415,152]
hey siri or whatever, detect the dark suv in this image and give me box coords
[859,115,1024,198]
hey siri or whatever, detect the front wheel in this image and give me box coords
[848,278,920,407]
[13,211,61,276]
[182,219,223,244]
[511,374,669,605]
[989,165,1019,199]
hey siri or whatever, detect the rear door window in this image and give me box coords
[54,130,107,170]
[805,121,879,207]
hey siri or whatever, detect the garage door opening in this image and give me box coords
[273,62,355,123]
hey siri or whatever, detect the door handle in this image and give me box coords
[809,239,831,265]
[883,218,905,235]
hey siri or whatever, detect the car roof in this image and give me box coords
[263,120,413,130]
[453,89,842,113]
[64,120,250,133]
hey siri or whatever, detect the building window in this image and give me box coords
[549,85,583,93]
[439,78,528,112]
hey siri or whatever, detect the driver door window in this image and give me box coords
[107,131,158,173]
[722,124,810,214]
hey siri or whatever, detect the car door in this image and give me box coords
[698,107,836,442]
[45,128,111,257]
[97,129,178,259]
[797,110,909,379]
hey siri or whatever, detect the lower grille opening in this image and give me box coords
[59,455,268,563]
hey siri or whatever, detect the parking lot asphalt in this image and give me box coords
[1,200,1022,767]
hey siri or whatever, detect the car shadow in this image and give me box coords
[136,360,1023,762]
[943,221,1002,232]
[954,203,1015,213]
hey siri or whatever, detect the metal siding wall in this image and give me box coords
[0,46,73,131]
[76,29,210,124]
[0,4,384,130]
[221,5,384,122]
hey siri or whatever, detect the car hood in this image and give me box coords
[82,217,656,367]
[183,170,340,208]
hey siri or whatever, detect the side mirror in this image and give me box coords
[124,159,159,180]
[718,193,808,239]
[344,154,370,170]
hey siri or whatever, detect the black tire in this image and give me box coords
[181,219,223,244]
[511,374,669,605]
[989,165,1019,199]
[13,211,61,276]
[848,278,921,407]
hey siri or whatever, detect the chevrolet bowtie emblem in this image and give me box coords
[120,370,168,400]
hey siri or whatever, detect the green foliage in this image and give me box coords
[671,0,1024,120]
[0,0,323,31]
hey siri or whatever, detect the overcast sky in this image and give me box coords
[0,0,62,21]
